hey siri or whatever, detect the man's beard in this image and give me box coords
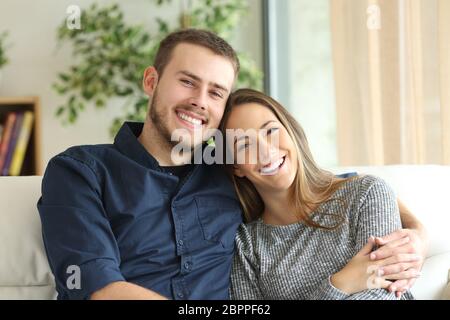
[149,89,179,148]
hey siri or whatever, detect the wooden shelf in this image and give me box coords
[0,96,42,176]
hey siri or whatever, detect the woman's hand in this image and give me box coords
[330,237,393,295]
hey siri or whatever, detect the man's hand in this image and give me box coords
[90,281,169,300]
[370,229,428,297]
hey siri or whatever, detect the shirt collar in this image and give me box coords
[113,121,160,169]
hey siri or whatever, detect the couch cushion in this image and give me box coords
[409,253,450,299]
[0,176,56,299]
[441,271,450,300]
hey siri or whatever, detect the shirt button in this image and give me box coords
[184,262,191,270]
[177,292,184,299]
[178,240,184,246]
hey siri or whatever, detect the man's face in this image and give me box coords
[145,43,236,148]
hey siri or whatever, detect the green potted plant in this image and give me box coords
[0,31,10,88]
[53,0,262,136]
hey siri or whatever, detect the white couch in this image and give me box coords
[0,165,449,300]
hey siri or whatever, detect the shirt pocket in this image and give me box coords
[194,196,242,250]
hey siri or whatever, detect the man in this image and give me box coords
[37,29,427,300]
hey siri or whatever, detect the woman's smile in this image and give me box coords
[259,155,286,175]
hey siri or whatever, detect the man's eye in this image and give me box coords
[210,91,223,99]
[181,79,194,86]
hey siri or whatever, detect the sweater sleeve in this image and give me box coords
[230,224,264,300]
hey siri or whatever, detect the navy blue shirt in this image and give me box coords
[37,122,243,300]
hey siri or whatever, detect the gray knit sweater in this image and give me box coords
[230,175,414,300]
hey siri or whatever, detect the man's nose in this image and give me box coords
[188,88,208,110]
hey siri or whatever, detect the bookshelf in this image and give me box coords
[0,97,42,176]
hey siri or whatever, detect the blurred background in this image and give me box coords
[0,0,448,176]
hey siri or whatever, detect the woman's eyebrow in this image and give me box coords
[233,121,276,146]
[260,120,276,129]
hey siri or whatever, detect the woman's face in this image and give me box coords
[225,102,298,193]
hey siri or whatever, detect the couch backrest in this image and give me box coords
[0,176,56,299]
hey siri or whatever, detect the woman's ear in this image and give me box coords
[233,165,245,178]
[143,66,159,96]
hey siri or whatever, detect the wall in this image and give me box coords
[0,0,263,169]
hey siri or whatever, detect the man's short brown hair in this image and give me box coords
[154,28,240,77]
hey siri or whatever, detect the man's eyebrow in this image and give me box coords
[177,70,229,93]
[211,82,229,94]
[178,70,201,81]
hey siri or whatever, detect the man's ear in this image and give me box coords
[143,66,159,96]
[233,165,245,178]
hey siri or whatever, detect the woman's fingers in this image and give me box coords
[357,236,375,256]
[368,275,392,290]
[388,279,408,293]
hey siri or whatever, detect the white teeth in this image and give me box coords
[260,157,285,175]
[178,112,202,126]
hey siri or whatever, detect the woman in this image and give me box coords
[219,89,417,300]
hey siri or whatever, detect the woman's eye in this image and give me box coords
[238,142,250,151]
[267,127,279,135]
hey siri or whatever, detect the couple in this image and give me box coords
[37,28,426,300]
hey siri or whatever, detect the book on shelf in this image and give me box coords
[2,112,24,175]
[0,111,35,176]
[0,112,17,173]
[10,111,34,176]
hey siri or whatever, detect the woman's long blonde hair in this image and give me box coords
[220,88,352,229]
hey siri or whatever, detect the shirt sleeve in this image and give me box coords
[310,176,404,300]
[230,224,264,300]
[37,154,125,300]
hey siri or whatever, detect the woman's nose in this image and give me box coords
[259,141,279,166]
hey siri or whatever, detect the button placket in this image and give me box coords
[171,202,186,256]
[181,255,193,274]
